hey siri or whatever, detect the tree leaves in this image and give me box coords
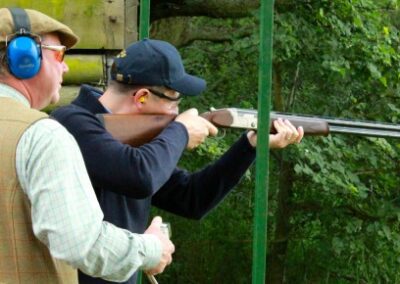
[151,0,400,282]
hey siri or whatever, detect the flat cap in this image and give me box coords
[0,8,79,48]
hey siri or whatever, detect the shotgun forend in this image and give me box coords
[201,108,400,138]
[201,108,329,136]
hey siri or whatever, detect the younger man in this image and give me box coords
[52,39,303,284]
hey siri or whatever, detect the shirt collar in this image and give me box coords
[0,83,30,107]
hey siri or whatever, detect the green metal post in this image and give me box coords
[137,3,151,283]
[252,0,274,283]
[139,0,150,39]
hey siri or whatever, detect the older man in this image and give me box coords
[0,8,174,284]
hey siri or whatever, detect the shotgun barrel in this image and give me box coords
[274,111,400,138]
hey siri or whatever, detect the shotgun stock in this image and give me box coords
[96,108,400,147]
[96,113,176,147]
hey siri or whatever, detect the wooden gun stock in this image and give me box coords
[96,113,176,147]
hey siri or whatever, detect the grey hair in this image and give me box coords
[0,46,9,76]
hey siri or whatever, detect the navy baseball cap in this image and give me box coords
[111,39,206,96]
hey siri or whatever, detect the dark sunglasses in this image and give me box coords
[148,88,182,102]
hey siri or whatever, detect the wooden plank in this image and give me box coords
[125,0,139,46]
[2,0,138,49]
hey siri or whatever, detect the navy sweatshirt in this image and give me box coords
[51,85,256,284]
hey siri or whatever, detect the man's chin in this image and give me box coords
[50,93,61,105]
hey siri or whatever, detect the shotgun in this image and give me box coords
[96,108,400,147]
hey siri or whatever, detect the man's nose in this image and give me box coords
[62,61,69,73]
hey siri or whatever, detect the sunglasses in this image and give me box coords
[148,88,182,102]
[41,44,67,62]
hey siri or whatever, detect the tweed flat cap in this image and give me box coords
[0,8,79,48]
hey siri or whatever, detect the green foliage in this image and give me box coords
[153,1,400,283]
[288,134,400,282]
[274,0,400,117]
[271,1,400,282]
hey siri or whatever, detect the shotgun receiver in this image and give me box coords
[96,108,400,147]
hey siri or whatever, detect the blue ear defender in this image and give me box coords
[7,35,41,79]
[6,8,42,79]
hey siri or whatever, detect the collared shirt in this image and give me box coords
[0,83,161,282]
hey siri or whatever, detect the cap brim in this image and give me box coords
[168,73,206,96]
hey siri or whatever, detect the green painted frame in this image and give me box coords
[252,0,274,283]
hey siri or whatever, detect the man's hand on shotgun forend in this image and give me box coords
[144,216,175,275]
[247,118,304,148]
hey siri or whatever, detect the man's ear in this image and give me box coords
[133,89,149,108]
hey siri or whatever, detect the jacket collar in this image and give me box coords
[0,83,30,107]
[72,84,108,114]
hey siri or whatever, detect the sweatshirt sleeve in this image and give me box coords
[52,106,188,198]
[152,133,256,219]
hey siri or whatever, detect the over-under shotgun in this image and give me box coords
[96,108,400,147]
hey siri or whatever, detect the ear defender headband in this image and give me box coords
[6,8,42,79]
